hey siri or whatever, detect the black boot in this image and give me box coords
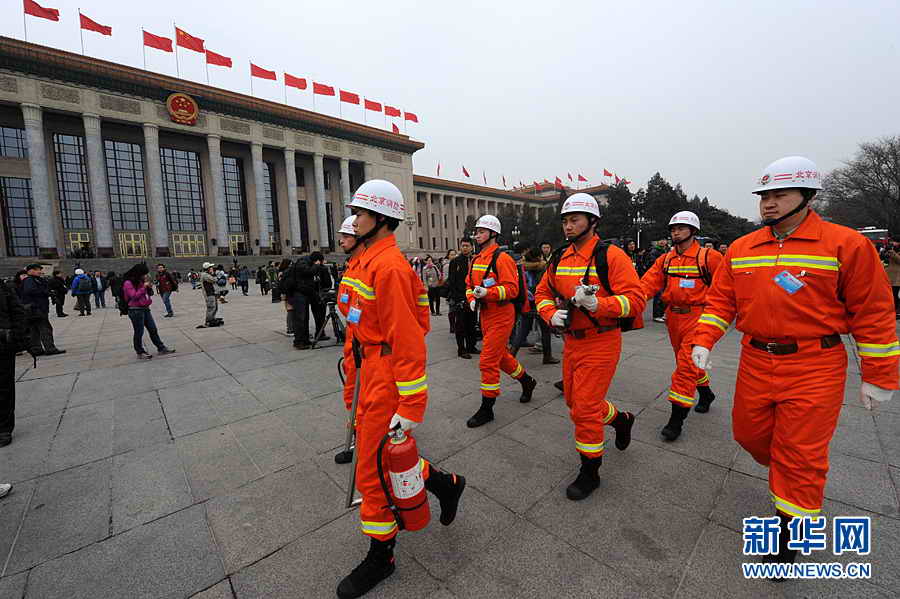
[553,380,564,392]
[660,403,690,441]
[543,355,560,364]
[334,449,353,464]
[466,346,481,354]
[466,396,495,428]
[457,348,471,359]
[518,374,536,403]
[610,411,635,450]
[424,465,466,525]
[762,512,798,582]
[695,387,716,413]
[566,454,602,501]
[337,537,396,599]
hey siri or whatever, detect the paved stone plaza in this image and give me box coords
[0,285,898,598]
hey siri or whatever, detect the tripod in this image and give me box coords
[312,301,346,349]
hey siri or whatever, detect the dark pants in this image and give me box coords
[29,314,57,353]
[427,287,441,314]
[512,310,552,356]
[127,308,165,355]
[893,286,900,314]
[93,290,106,308]
[271,284,281,302]
[0,351,14,434]
[240,281,249,295]
[290,292,324,344]
[653,292,665,319]
[75,295,92,315]
[161,291,174,315]
[54,297,65,317]
[453,300,477,352]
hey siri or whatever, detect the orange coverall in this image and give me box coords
[466,244,526,398]
[338,254,362,410]
[640,241,723,407]
[695,210,900,518]
[535,236,646,457]
[344,235,433,540]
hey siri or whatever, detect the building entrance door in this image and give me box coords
[117,232,149,258]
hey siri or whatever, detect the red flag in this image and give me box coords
[614,174,620,184]
[284,73,307,90]
[462,166,470,178]
[544,179,550,184]
[533,181,541,190]
[339,90,360,104]
[578,174,588,182]
[554,176,563,189]
[384,106,401,117]
[404,111,419,123]
[205,50,231,68]
[364,99,382,112]
[391,123,400,134]
[313,82,335,96]
[79,12,111,35]
[436,163,441,177]
[175,27,204,52]
[24,0,59,21]
[603,169,613,177]
[624,179,632,185]
[502,175,507,188]
[142,30,172,52]
[567,173,573,182]
[250,63,277,80]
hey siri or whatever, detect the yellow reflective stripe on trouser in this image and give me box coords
[613,295,630,317]
[601,400,618,424]
[857,341,900,357]
[668,389,695,406]
[396,375,427,396]
[575,439,605,454]
[537,299,555,310]
[696,372,710,385]
[771,492,821,517]
[480,382,501,391]
[361,520,398,536]
[509,362,524,379]
[698,313,728,333]
[416,294,429,306]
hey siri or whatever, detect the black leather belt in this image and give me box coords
[668,305,696,314]
[749,334,842,355]
[565,326,617,339]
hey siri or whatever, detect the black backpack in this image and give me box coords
[116,293,129,316]
[547,241,641,332]
[77,276,93,293]
[478,249,528,315]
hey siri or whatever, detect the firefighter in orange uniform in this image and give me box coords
[640,211,723,441]
[692,156,899,568]
[338,180,466,599]
[334,215,364,464]
[465,215,537,428]
[535,193,644,500]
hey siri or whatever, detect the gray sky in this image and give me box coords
[4,0,899,219]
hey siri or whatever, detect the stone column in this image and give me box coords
[284,148,302,253]
[206,135,230,255]
[363,161,374,182]
[82,114,114,257]
[142,124,169,256]
[339,158,351,217]
[251,142,270,253]
[313,153,329,249]
[449,196,458,247]
[21,103,58,257]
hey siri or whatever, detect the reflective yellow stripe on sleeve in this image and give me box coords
[613,295,630,317]
[537,299,555,310]
[698,313,729,333]
[416,294,429,307]
[496,286,506,301]
[396,375,427,396]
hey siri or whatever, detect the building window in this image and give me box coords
[296,167,305,187]
[104,140,148,231]
[456,215,459,228]
[445,237,449,249]
[418,237,423,249]
[432,237,436,250]
[171,232,206,257]
[417,212,422,227]
[298,200,309,251]
[0,177,37,256]
[222,157,247,233]
[52,133,92,230]
[160,147,206,232]
[431,213,435,228]
[0,127,27,158]
[443,214,448,228]
[263,162,280,239]
[325,202,335,249]
[324,171,331,190]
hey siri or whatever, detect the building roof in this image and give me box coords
[514,182,611,196]
[0,36,424,154]
[413,175,563,203]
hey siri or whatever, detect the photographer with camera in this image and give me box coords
[281,252,328,349]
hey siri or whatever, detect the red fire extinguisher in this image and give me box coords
[377,427,430,532]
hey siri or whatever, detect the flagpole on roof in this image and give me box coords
[141,29,147,70]
[173,22,180,78]
[23,8,28,42]
[78,10,85,55]
[249,61,254,97]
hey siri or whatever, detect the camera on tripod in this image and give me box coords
[320,289,338,305]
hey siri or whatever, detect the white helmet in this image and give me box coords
[74,268,84,275]
[560,193,600,218]
[338,215,357,236]
[753,156,822,194]
[475,215,501,234]
[348,179,404,220]
[202,262,215,270]
[668,211,700,232]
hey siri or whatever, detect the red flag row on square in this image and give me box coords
[24,1,419,125]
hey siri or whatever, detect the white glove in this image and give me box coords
[572,285,598,312]
[389,413,419,432]
[550,309,568,328]
[469,299,477,312]
[472,286,487,298]
[691,346,711,370]
[859,382,894,410]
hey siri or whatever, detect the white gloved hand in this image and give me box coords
[389,413,419,432]
[472,286,487,298]
[469,299,477,312]
[550,309,568,328]
[691,346,711,370]
[572,285,599,312]
[859,382,894,411]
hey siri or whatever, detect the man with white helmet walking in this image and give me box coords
[640,211,723,441]
[692,156,899,570]
[534,193,644,500]
[464,214,537,428]
[338,180,465,599]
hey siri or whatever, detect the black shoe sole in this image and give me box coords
[660,425,682,442]
[458,353,471,359]
[439,475,466,525]
[336,562,395,599]
[566,481,599,501]
[694,403,711,413]
[334,450,353,464]
[519,377,536,403]
[466,412,494,428]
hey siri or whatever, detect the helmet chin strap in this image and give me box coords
[761,198,809,227]
[343,238,359,255]
[356,215,387,246]
[565,216,596,244]
[475,231,498,253]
